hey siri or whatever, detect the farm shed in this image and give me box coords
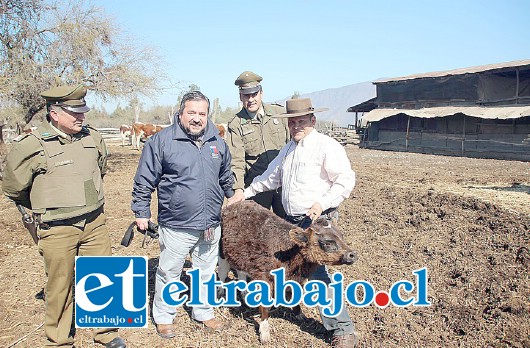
[357,60,530,161]
[347,97,377,131]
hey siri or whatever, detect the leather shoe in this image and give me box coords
[156,323,176,339]
[197,318,224,331]
[103,337,126,348]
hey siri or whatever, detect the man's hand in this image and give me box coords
[135,218,150,231]
[306,202,323,221]
[227,189,245,206]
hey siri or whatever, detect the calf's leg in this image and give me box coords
[217,257,230,282]
[259,306,271,344]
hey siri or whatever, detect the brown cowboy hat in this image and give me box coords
[276,98,328,118]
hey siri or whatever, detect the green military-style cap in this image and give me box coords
[41,84,90,113]
[234,71,263,95]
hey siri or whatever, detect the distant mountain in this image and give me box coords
[276,81,376,127]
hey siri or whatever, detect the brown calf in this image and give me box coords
[220,200,356,344]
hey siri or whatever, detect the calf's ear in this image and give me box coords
[289,228,308,246]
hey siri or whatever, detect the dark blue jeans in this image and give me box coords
[308,265,355,336]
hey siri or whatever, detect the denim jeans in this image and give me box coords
[308,265,355,336]
[289,210,354,337]
[152,225,221,324]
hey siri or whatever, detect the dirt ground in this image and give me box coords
[0,143,528,348]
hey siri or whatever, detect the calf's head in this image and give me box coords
[289,218,357,265]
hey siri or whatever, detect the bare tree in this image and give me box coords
[0,0,166,125]
[210,97,220,123]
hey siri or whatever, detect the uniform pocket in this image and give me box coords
[241,127,261,154]
[268,122,288,146]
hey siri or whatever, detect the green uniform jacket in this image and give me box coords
[2,122,108,222]
[226,103,290,190]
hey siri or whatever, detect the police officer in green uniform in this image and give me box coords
[227,71,290,217]
[2,85,126,348]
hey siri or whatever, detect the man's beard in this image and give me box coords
[179,119,205,140]
[186,124,204,136]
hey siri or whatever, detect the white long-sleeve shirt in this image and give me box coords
[244,129,356,216]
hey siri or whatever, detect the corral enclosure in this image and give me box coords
[0,144,528,347]
[364,113,530,161]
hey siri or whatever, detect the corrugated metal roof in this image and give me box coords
[347,97,377,112]
[361,106,530,126]
[374,59,530,83]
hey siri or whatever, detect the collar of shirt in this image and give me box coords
[49,123,87,143]
[295,128,318,148]
[257,105,265,119]
[49,122,68,139]
[245,105,265,121]
[50,122,79,143]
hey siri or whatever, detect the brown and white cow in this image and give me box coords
[220,200,357,344]
[131,122,169,149]
[216,123,227,139]
[119,124,132,146]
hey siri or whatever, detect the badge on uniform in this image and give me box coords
[209,145,219,159]
[273,118,279,125]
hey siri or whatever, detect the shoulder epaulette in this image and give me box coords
[227,114,237,123]
[227,109,246,124]
[12,133,31,142]
[264,103,285,117]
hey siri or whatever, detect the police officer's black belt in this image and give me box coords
[39,207,103,228]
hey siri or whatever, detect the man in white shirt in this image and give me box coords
[228,98,357,348]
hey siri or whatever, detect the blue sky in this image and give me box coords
[89,0,530,110]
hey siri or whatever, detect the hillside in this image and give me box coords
[277,81,376,126]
